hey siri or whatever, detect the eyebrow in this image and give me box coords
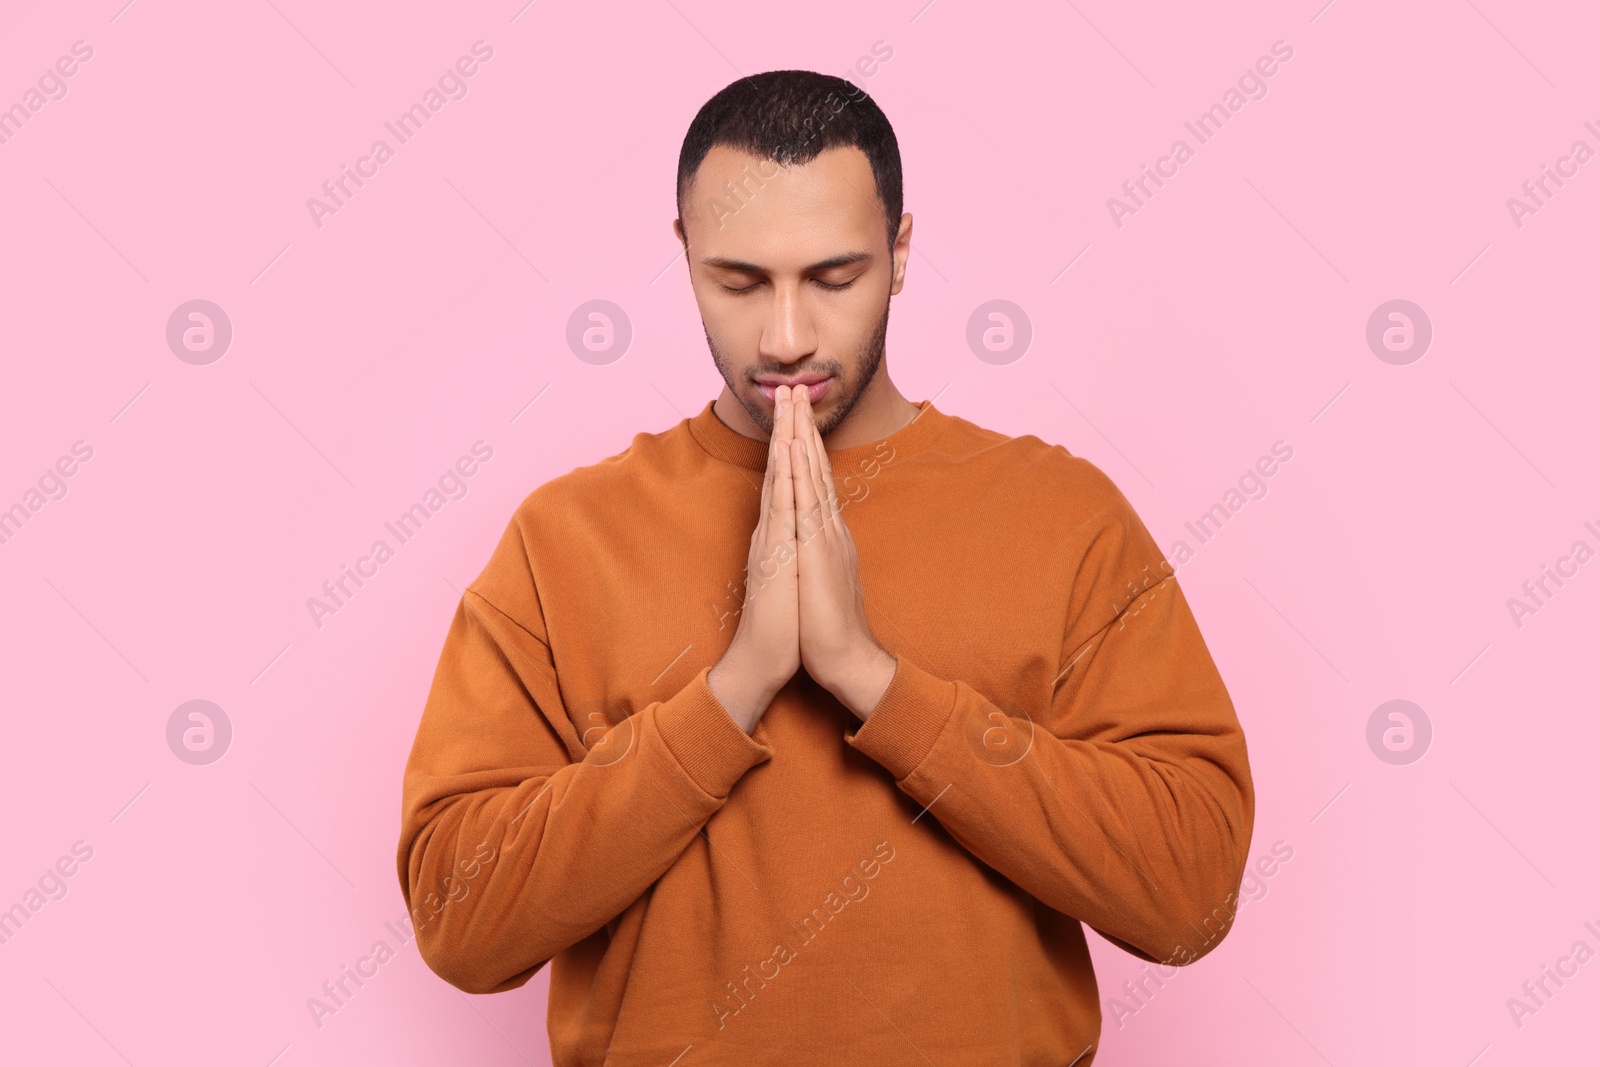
[698,250,874,274]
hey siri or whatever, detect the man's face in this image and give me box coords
[675,144,907,437]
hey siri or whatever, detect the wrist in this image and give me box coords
[822,644,897,722]
[709,647,783,732]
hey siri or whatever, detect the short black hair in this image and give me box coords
[676,70,903,252]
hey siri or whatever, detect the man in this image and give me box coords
[397,69,1254,1066]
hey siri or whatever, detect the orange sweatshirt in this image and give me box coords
[397,398,1255,1066]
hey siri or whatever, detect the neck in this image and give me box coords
[714,368,920,450]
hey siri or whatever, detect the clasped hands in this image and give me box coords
[708,384,897,732]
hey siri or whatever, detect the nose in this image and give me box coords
[759,279,817,367]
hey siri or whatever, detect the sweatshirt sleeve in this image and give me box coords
[396,519,774,995]
[842,475,1255,967]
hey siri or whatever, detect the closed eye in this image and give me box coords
[719,278,857,294]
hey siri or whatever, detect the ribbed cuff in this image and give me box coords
[843,653,959,781]
[656,665,775,798]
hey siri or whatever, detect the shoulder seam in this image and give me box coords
[464,583,550,653]
[1056,572,1177,683]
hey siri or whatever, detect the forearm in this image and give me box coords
[401,665,773,994]
[846,650,1253,963]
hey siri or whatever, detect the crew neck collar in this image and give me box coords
[687,397,947,473]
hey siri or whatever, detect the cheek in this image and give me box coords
[704,306,766,351]
[699,321,746,366]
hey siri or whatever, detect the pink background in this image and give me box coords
[2,0,1596,1063]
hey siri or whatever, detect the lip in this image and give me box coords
[755,377,832,404]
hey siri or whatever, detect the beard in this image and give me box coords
[705,296,890,438]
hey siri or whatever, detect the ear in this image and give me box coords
[888,213,912,296]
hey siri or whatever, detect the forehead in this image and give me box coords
[682,143,884,263]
